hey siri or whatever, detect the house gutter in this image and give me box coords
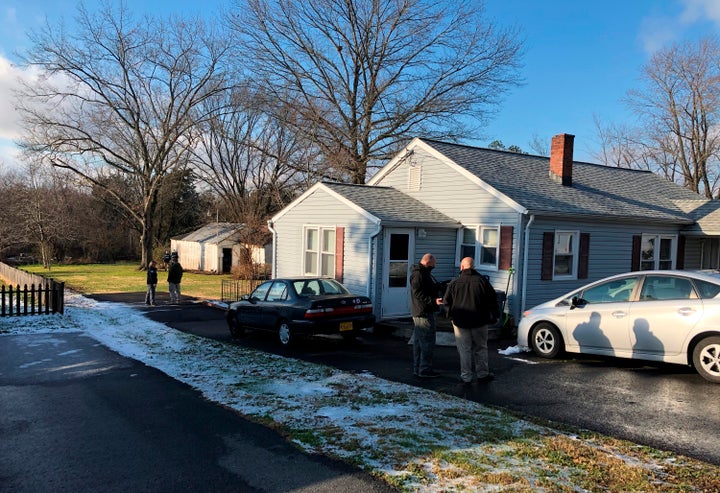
[267,219,278,279]
[521,214,535,316]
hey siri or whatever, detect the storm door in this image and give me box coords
[381,229,414,318]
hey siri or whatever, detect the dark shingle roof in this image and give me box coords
[421,139,701,223]
[322,182,458,226]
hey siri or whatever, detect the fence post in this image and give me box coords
[15,284,20,315]
[1,285,5,316]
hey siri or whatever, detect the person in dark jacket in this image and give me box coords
[145,260,158,306]
[443,257,499,384]
[167,253,184,304]
[409,253,443,378]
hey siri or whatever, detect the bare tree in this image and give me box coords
[229,0,523,184]
[624,36,720,198]
[16,2,230,268]
[191,86,320,240]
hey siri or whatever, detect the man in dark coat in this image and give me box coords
[443,257,499,384]
[167,253,184,304]
[145,260,158,306]
[409,253,443,378]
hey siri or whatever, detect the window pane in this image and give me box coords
[659,238,672,260]
[389,234,409,260]
[480,245,497,265]
[555,232,573,255]
[461,245,476,259]
[321,253,335,276]
[463,228,477,243]
[389,262,408,287]
[322,229,336,252]
[482,228,498,247]
[306,228,318,250]
[641,236,655,261]
[554,255,572,275]
[305,252,318,275]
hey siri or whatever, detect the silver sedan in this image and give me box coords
[517,270,720,383]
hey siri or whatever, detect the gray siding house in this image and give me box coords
[269,133,720,323]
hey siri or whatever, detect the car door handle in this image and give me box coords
[611,311,627,318]
[678,307,695,316]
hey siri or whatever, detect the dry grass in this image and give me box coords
[22,262,233,300]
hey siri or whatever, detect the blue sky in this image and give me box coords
[1,0,719,167]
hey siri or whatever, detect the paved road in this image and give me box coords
[128,296,720,466]
[0,330,394,492]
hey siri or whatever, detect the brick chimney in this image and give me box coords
[549,133,574,186]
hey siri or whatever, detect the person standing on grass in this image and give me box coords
[167,253,184,304]
[443,257,499,384]
[409,252,443,378]
[145,260,158,306]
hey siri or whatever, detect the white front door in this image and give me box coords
[381,228,415,318]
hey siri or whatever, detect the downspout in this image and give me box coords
[367,220,382,300]
[521,214,535,316]
[267,219,278,279]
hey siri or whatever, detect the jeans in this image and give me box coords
[412,314,436,374]
[168,283,181,303]
[145,284,156,305]
[453,323,489,382]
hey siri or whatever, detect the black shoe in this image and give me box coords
[418,369,441,378]
[476,373,495,383]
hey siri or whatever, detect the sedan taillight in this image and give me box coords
[304,304,373,319]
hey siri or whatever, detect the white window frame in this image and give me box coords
[553,230,579,280]
[303,226,336,277]
[640,234,677,270]
[455,225,500,270]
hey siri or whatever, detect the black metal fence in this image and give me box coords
[221,279,264,303]
[1,282,65,316]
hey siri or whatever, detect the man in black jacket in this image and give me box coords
[443,257,499,384]
[409,253,443,378]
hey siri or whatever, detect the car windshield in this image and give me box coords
[293,279,350,296]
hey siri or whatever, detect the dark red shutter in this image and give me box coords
[499,226,513,270]
[676,235,685,270]
[335,227,344,283]
[541,232,554,280]
[578,233,590,279]
[631,235,641,271]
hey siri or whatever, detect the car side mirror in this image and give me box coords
[571,296,585,308]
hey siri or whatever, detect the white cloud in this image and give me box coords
[639,0,720,54]
[679,0,720,24]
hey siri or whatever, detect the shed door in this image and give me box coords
[381,229,414,318]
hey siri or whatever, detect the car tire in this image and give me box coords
[692,336,720,383]
[278,320,294,347]
[530,322,562,359]
[226,311,245,338]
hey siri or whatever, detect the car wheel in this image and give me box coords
[530,322,562,358]
[692,336,720,383]
[278,320,293,347]
[226,311,245,338]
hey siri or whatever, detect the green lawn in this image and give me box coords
[23,262,236,300]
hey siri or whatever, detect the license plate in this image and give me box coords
[339,321,353,332]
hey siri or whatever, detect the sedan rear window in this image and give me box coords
[694,279,720,299]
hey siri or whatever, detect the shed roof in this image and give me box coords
[178,223,243,244]
[419,139,701,224]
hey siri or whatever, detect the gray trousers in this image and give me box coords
[412,314,436,374]
[168,283,181,303]
[452,323,490,382]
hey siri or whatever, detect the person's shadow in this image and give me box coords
[573,311,613,354]
[632,318,664,356]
